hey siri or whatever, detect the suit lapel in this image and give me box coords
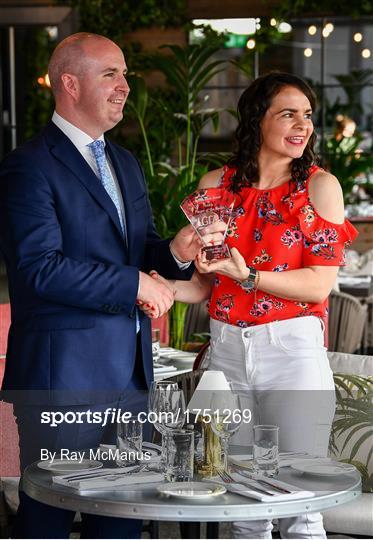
[44,122,124,239]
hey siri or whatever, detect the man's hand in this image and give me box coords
[137,271,175,318]
[171,222,227,262]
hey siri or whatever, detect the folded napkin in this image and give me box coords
[53,469,163,492]
[153,365,177,373]
[213,472,314,502]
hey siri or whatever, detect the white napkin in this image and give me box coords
[53,470,164,492]
[214,472,314,502]
[153,365,177,373]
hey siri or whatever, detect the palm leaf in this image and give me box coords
[189,44,220,76]
[126,74,148,121]
[349,430,373,461]
[340,423,373,455]
[332,418,369,433]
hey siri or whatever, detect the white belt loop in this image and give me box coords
[220,323,226,343]
[319,317,326,334]
[267,322,275,345]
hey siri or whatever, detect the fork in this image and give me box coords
[217,469,275,496]
[65,465,146,482]
[231,466,292,494]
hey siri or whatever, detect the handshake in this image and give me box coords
[136,220,228,319]
[136,270,175,319]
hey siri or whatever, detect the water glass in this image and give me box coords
[116,417,143,467]
[152,328,160,363]
[165,429,194,482]
[253,425,279,477]
[147,381,182,472]
[210,385,242,472]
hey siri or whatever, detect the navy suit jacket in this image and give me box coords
[0,122,191,404]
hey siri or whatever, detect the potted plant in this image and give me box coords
[127,42,227,348]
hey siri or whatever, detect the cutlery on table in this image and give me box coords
[231,466,292,494]
[64,465,146,482]
[217,469,275,496]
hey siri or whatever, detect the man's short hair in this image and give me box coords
[48,32,110,96]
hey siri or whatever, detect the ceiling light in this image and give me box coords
[362,48,371,58]
[270,18,277,26]
[304,48,313,57]
[354,32,363,42]
[308,25,317,36]
[278,22,292,33]
[192,18,256,35]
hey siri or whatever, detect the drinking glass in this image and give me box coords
[253,425,279,477]
[116,416,142,467]
[151,328,160,363]
[148,380,178,412]
[148,381,185,471]
[210,383,242,472]
[165,429,194,482]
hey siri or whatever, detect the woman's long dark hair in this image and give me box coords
[227,72,318,193]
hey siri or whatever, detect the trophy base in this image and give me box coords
[203,244,231,261]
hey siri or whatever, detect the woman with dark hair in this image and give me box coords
[148,72,357,538]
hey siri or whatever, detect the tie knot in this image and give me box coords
[88,139,105,159]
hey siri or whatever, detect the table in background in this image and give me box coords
[153,347,196,381]
[338,275,373,298]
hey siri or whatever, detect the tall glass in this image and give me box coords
[253,425,279,477]
[210,383,242,472]
[148,381,185,472]
[165,429,194,482]
[116,416,142,468]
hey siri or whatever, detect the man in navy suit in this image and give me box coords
[0,33,208,538]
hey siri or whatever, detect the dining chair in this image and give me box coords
[328,290,368,353]
[169,368,206,404]
[361,293,373,354]
[184,301,210,343]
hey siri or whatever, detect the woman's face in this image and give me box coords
[260,85,314,161]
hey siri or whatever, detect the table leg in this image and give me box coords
[179,521,201,538]
[206,522,219,538]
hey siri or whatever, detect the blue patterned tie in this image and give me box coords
[88,140,126,236]
[89,140,139,331]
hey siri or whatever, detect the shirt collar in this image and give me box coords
[52,111,105,149]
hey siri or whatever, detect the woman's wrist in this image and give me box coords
[240,266,258,290]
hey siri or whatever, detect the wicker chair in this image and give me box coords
[361,293,373,353]
[328,290,367,353]
[169,368,205,402]
[183,301,209,342]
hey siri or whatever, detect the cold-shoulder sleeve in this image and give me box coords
[297,204,358,266]
[286,167,358,266]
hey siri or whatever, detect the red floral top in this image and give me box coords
[208,165,358,327]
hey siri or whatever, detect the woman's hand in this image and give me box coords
[137,271,176,319]
[195,247,248,282]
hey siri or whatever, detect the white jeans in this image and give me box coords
[209,316,336,539]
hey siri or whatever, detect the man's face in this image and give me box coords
[75,39,130,138]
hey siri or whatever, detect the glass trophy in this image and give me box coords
[180,188,236,260]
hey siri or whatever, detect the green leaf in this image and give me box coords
[340,423,372,454]
[349,430,373,461]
